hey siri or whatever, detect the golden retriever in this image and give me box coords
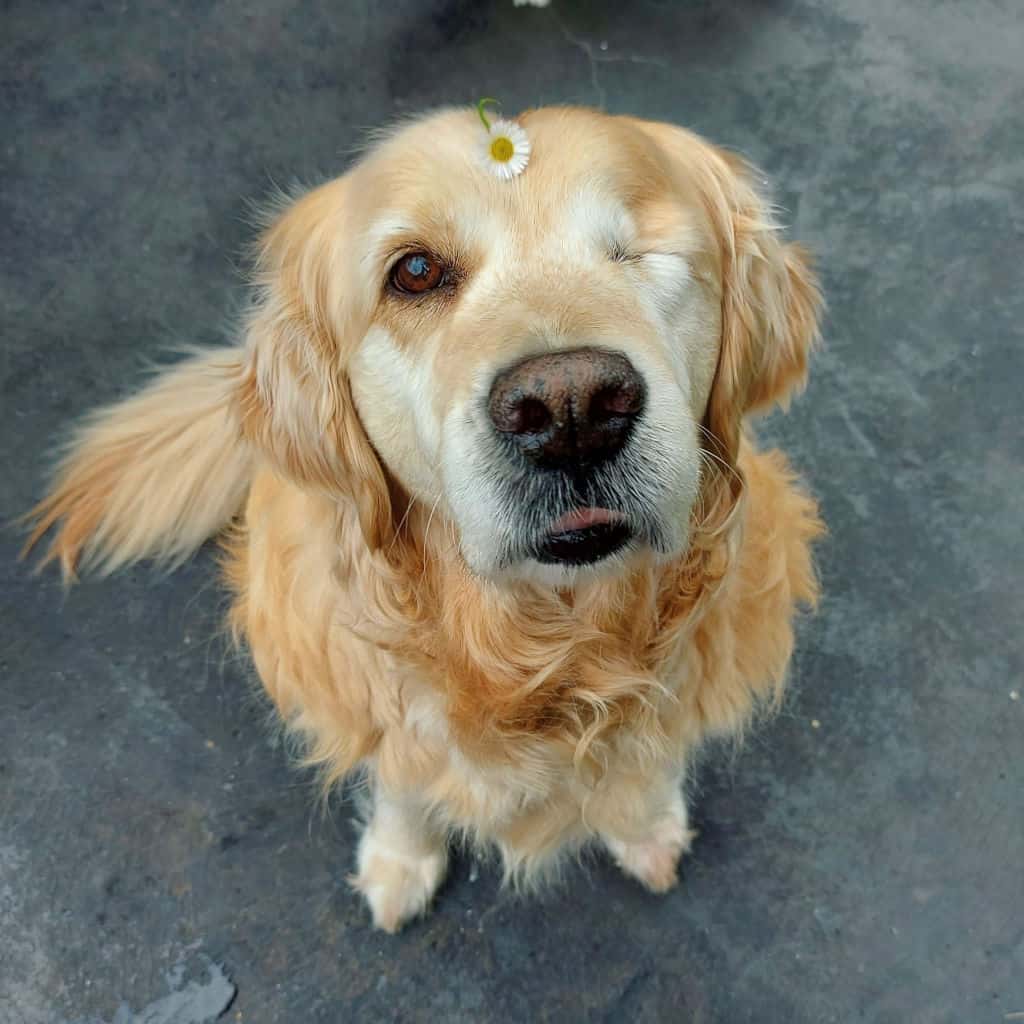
[26,106,824,932]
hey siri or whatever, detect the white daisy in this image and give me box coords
[479,117,531,180]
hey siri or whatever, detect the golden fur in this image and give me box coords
[26,107,824,931]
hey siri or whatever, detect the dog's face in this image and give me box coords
[240,108,821,581]
[350,110,721,580]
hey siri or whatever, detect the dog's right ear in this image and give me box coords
[236,181,395,550]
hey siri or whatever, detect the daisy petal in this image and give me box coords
[480,117,531,179]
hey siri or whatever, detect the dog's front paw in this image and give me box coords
[604,803,696,893]
[350,830,447,933]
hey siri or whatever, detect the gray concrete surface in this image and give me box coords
[2,1,1022,1021]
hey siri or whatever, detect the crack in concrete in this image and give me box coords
[558,23,667,107]
[68,954,235,1024]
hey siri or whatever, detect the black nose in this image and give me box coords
[487,348,646,470]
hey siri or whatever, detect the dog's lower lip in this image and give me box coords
[536,520,633,566]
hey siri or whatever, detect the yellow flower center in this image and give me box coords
[489,136,515,163]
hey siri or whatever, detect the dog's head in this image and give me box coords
[238,107,821,582]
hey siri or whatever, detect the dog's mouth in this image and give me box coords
[535,508,634,565]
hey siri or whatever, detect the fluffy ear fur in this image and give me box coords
[236,180,395,550]
[701,147,823,473]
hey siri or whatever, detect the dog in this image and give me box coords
[26,106,824,932]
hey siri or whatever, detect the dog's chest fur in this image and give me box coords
[226,444,821,857]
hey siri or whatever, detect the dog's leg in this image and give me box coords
[599,775,696,893]
[350,786,448,933]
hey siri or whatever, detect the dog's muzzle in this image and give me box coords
[488,347,645,566]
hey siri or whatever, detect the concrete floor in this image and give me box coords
[2,1,1022,1021]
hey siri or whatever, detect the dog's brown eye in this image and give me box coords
[391,252,445,294]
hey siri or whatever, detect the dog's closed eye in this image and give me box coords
[608,242,644,265]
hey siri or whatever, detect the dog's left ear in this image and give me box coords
[628,119,823,471]
[701,146,823,468]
